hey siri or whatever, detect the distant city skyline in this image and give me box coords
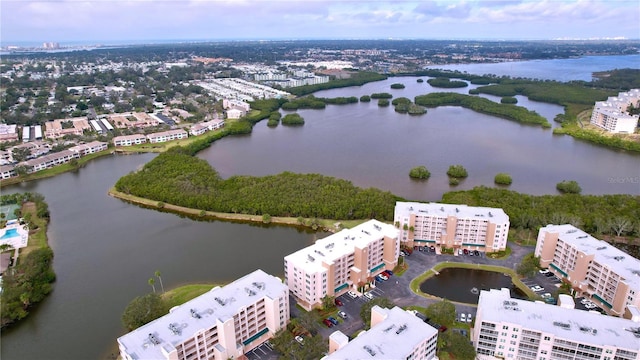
[1,0,639,45]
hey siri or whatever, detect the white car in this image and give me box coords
[364,292,374,300]
[338,311,348,319]
[539,269,549,274]
[530,285,544,292]
[460,313,466,322]
[379,274,389,281]
[467,313,472,323]
[541,293,552,299]
[347,290,359,299]
[295,335,304,345]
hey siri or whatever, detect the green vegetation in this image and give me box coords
[556,180,582,194]
[494,172,513,185]
[427,77,468,88]
[371,92,393,99]
[359,95,371,102]
[517,253,540,278]
[473,81,612,105]
[162,284,217,309]
[447,164,468,179]
[270,328,327,360]
[501,96,518,104]
[591,68,640,90]
[1,193,55,328]
[377,99,390,107]
[287,71,387,96]
[281,95,359,110]
[121,293,167,331]
[390,83,405,89]
[439,331,477,359]
[360,297,395,328]
[115,153,402,221]
[281,113,305,126]
[414,92,551,128]
[409,166,431,179]
[392,97,412,106]
[425,299,456,327]
[553,124,640,152]
[267,111,281,127]
[442,186,640,236]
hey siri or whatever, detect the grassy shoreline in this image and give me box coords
[108,187,368,232]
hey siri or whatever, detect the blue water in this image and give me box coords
[0,228,19,239]
[427,54,640,82]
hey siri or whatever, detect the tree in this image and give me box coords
[360,297,395,328]
[440,330,477,359]
[321,295,335,310]
[12,147,32,162]
[155,270,164,293]
[556,180,581,194]
[447,165,468,178]
[296,309,320,335]
[121,293,166,331]
[148,277,156,293]
[494,172,513,185]
[517,252,540,278]
[409,166,431,179]
[610,217,632,237]
[424,299,456,327]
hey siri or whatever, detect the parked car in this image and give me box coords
[364,292,374,300]
[474,250,480,256]
[400,251,406,257]
[539,269,549,274]
[429,246,436,252]
[379,273,388,281]
[335,298,344,306]
[328,317,339,325]
[463,249,469,255]
[347,290,359,299]
[323,319,333,327]
[295,335,304,345]
[530,285,544,292]
[544,272,555,277]
[338,311,348,319]
[458,249,463,255]
[460,313,467,322]
[385,269,394,276]
[541,293,552,299]
[467,313,472,323]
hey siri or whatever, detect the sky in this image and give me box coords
[1,0,639,45]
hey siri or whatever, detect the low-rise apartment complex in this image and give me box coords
[590,89,640,134]
[394,201,510,253]
[117,269,290,360]
[474,288,640,360]
[284,219,399,310]
[324,306,439,359]
[535,224,640,316]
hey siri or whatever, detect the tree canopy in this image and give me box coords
[424,299,456,327]
[121,293,168,331]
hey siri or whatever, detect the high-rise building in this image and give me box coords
[474,288,640,360]
[324,306,439,360]
[535,224,640,316]
[284,219,399,310]
[590,89,640,134]
[394,201,510,253]
[117,269,289,360]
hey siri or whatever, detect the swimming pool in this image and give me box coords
[0,228,19,240]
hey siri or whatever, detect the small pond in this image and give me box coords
[419,267,526,304]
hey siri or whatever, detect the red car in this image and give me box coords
[383,270,393,277]
[323,319,334,327]
[335,298,344,306]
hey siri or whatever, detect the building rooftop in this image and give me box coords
[324,306,438,359]
[117,269,287,360]
[284,219,398,273]
[395,201,509,223]
[479,288,640,350]
[542,224,640,289]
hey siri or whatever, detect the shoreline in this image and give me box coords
[107,187,367,232]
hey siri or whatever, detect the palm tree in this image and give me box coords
[155,270,164,293]
[148,277,156,293]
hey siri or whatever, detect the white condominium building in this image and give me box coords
[284,219,399,310]
[474,288,640,360]
[324,306,439,360]
[535,224,640,317]
[590,89,640,134]
[394,202,510,253]
[117,270,290,360]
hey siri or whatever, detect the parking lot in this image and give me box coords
[245,340,278,360]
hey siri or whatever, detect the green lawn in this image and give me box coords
[161,284,219,309]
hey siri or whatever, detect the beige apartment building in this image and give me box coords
[117,270,289,360]
[324,306,439,360]
[394,201,510,253]
[284,219,399,310]
[474,288,640,360]
[535,224,640,316]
